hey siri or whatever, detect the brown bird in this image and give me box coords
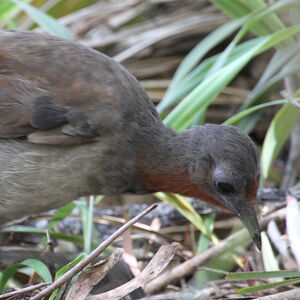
[0,30,261,249]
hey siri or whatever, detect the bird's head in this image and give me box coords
[187,124,261,249]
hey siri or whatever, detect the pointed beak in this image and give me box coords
[235,205,261,250]
[222,197,261,250]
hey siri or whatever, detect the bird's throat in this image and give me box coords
[135,129,226,209]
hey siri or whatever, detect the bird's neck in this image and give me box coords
[135,126,220,207]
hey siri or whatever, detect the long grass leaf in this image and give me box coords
[227,270,300,280]
[164,26,300,130]
[170,18,245,85]
[236,277,300,294]
[0,259,52,292]
[224,99,300,125]
[261,102,300,179]
[155,192,218,243]
[158,39,260,113]
[10,0,75,40]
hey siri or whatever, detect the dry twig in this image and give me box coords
[30,203,158,300]
[144,207,287,294]
[0,282,50,299]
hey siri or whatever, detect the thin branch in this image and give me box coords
[0,282,50,299]
[144,207,287,294]
[30,203,158,300]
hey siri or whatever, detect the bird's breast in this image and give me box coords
[0,137,138,224]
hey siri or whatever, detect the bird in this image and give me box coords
[0,30,261,249]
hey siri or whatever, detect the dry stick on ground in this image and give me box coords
[0,282,50,299]
[256,287,300,300]
[145,207,287,294]
[30,203,158,300]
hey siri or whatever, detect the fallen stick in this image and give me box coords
[30,203,158,300]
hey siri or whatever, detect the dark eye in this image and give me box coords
[216,182,235,194]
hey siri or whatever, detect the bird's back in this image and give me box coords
[0,30,161,143]
[0,30,160,223]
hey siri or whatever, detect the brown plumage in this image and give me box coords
[0,30,261,249]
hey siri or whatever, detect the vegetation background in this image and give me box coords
[0,0,300,299]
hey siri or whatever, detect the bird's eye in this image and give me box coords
[216,181,235,194]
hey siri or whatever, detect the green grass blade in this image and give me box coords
[54,253,87,281]
[227,270,300,280]
[261,101,300,179]
[21,259,53,282]
[1,225,85,246]
[206,0,300,80]
[261,232,280,281]
[49,252,87,300]
[224,99,298,125]
[170,18,245,84]
[163,38,266,129]
[0,0,26,19]
[211,0,270,35]
[211,0,251,19]
[242,47,300,109]
[0,259,52,292]
[10,0,75,40]
[77,197,94,253]
[236,277,300,294]
[158,39,259,113]
[196,214,215,254]
[48,202,76,230]
[211,0,289,37]
[162,1,300,114]
[164,25,300,130]
[245,0,285,33]
[155,192,218,243]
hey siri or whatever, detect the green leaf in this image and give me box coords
[159,39,260,113]
[236,277,300,294]
[261,232,280,281]
[261,102,300,179]
[0,259,52,292]
[170,18,246,84]
[163,37,265,130]
[1,225,85,246]
[9,0,75,40]
[54,253,87,280]
[49,252,87,300]
[0,0,19,19]
[48,202,76,230]
[196,214,216,254]
[22,259,53,281]
[224,99,297,125]
[227,270,300,280]
[242,42,300,111]
[161,0,300,115]
[211,0,284,37]
[155,192,218,243]
[77,196,95,253]
[238,45,300,132]
[163,25,300,130]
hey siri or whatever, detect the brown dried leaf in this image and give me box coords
[66,248,124,300]
[87,242,179,300]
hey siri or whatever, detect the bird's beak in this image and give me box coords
[236,205,261,250]
[222,197,261,250]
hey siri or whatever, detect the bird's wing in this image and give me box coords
[0,30,132,145]
[0,52,97,145]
